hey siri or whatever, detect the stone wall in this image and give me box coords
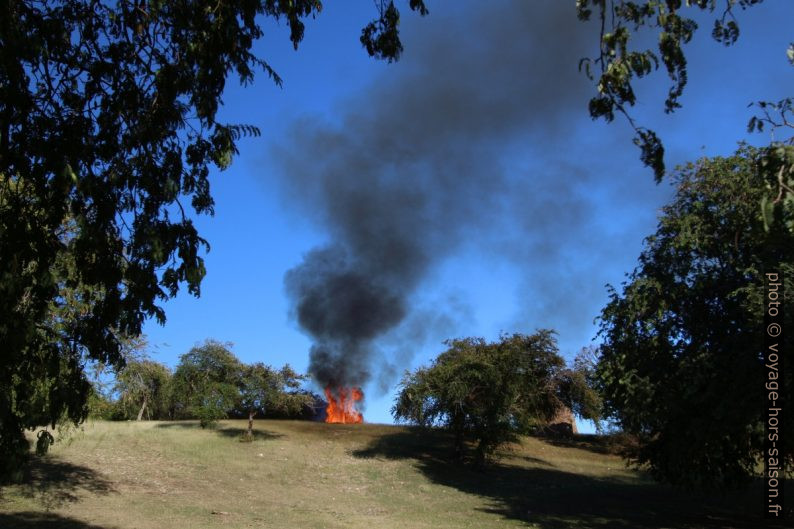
[545,406,578,436]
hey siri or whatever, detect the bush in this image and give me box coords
[86,389,115,420]
[394,331,600,468]
[196,402,227,429]
[0,428,30,483]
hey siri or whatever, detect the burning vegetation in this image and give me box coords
[324,386,363,424]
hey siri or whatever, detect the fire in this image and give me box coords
[324,386,363,423]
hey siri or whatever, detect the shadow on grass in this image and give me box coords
[154,421,284,441]
[535,432,641,458]
[0,512,118,529]
[213,427,284,441]
[536,433,620,455]
[1,458,116,511]
[352,429,789,529]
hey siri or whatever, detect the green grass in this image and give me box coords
[0,420,788,528]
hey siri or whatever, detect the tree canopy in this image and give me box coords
[166,339,313,429]
[596,145,793,488]
[576,0,794,232]
[393,332,602,468]
[171,340,242,427]
[237,363,311,439]
[114,358,172,421]
[0,0,427,476]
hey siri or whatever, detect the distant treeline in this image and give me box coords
[89,339,322,427]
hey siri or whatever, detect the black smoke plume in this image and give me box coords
[276,1,634,391]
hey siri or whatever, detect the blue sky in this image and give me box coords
[142,1,792,430]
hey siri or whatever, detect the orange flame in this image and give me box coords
[324,386,363,423]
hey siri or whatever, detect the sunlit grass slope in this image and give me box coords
[0,420,787,528]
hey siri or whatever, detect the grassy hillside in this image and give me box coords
[0,420,786,528]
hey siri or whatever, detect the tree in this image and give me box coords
[114,359,172,421]
[0,0,427,476]
[393,331,601,468]
[0,171,131,475]
[553,346,604,433]
[237,363,312,440]
[596,145,793,488]
[576,0,794,232]
[171,340,242,428]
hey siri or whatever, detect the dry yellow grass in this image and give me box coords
[0,420,786,528]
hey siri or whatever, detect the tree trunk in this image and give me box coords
[453,430,464,461]
[474,439,487,470]
[451,412,465,461]
[136,395,147,421]
[247,409,255,438]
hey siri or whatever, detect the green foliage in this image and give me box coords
[238,363,282,421]
[0,0,427,478]
[86,386,115,420]
[756,143,794,233]
[393,332,601,467]
[236,363,312,440]
[237,364,311,417]
[98,339,317,427]
[554,346,604,432]
[0,173,96,472]
[114,359,173,421]
[596,146,793,489]
[171,340,241,427]
[577,0,794,229]
[360,1,429,62]
[0,430,30,483]
[194,397,229,429]
[273,366,316,417]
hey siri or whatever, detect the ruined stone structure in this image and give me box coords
[545,406,578,436]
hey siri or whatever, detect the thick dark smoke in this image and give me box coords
[276,1,638,390]
[284,245,408,388]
